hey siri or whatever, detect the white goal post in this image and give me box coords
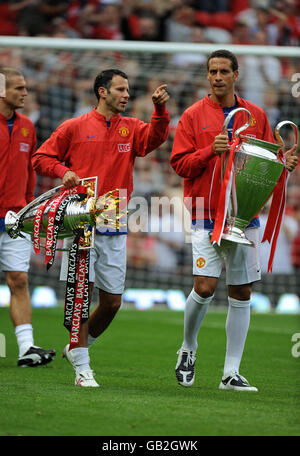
[0,36,300,57]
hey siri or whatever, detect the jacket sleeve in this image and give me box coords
[32,124,71,179]
[26,128,37,204]
[170,112,215,178]
[133,104,170,157]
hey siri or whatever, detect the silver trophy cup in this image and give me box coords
[219,107,299,246]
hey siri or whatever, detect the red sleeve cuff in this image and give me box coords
[153,103,166,115]
[53,163,70,179]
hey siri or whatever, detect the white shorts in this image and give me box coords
[60,234,127,294]
[0,231,32,272]
[192,228,261,285]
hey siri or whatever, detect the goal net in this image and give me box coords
[0,37,299,307]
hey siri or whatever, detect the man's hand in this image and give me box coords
[213,133,229,155]
[152,84,169,105]
[285,144,298,172]
[62,170,80,188]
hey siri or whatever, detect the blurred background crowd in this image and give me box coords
[0,0,299,45]
[0,0,299,306]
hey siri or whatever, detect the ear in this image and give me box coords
[98,86,107,99]
[233,70,239,82]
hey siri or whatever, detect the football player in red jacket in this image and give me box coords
[171,50,298,392]
[32,69,170,387]
[0,67,55,367]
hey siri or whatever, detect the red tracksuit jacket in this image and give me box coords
[0,111,36,218]
[32,105,170,200]
[170,94,275,220]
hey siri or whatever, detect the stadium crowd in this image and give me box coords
[0,0,299,46]
[0,0,299,301]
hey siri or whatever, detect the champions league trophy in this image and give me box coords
[5,176,126,349]
[212,107,299,247]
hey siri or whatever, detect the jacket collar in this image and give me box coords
[204,93,243,109]
[90,108,121,122]
[0,110,20,122]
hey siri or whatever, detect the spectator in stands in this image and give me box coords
[291,217,300,271]
[249,6,280,46]
[231,18,252,45]
[239,30,282,108]
[259,204,298,274]
[78,1,124,39]
[164,3,197,42]
[270,0,300,46]
[148,193,186,272]
[131,75,164,121]
[171,25,207,67]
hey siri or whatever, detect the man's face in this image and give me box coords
[3,75,27,110]
[207,57,238,99]
[101,75,129,114]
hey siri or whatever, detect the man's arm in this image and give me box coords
[170,114,219,178]
[32,124,72,181]
[134,84,170,157]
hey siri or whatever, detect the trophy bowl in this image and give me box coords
[216,108,298,246]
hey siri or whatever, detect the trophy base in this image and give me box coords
[210,226,255,247]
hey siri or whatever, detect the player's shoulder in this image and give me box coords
[56,111,92,131]
[238,97,267,118]
[16,111,35,129]
[187,98,205,114]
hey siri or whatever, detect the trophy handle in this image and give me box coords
[220,107,252,182]
[221,107,253,137]
[274,120,299,155]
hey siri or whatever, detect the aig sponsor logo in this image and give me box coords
[118,143,131,153]
[20,142,29,152]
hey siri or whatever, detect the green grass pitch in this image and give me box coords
[0,306,299,436]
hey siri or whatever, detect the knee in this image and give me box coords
[6,272,28,293]
[99,290,122,312]
[228,284,252,301]
[193,283,215,299]
[194,277,217,299]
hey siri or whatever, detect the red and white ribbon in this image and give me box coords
[33,198,52,255]
[210,137,241,245]
[44,185,86,265]
[261,165,289,273]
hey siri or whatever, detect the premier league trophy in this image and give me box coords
[210,107,299,248]
[5,176,126,349]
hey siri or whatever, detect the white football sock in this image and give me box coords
[71,347,90,375]
[15,324,34,357]
[88,333,97,348]
[223,296,251,377]
[182,289,214,352]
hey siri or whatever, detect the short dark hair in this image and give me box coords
[93,69,128,100]
[206,50,239,72]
